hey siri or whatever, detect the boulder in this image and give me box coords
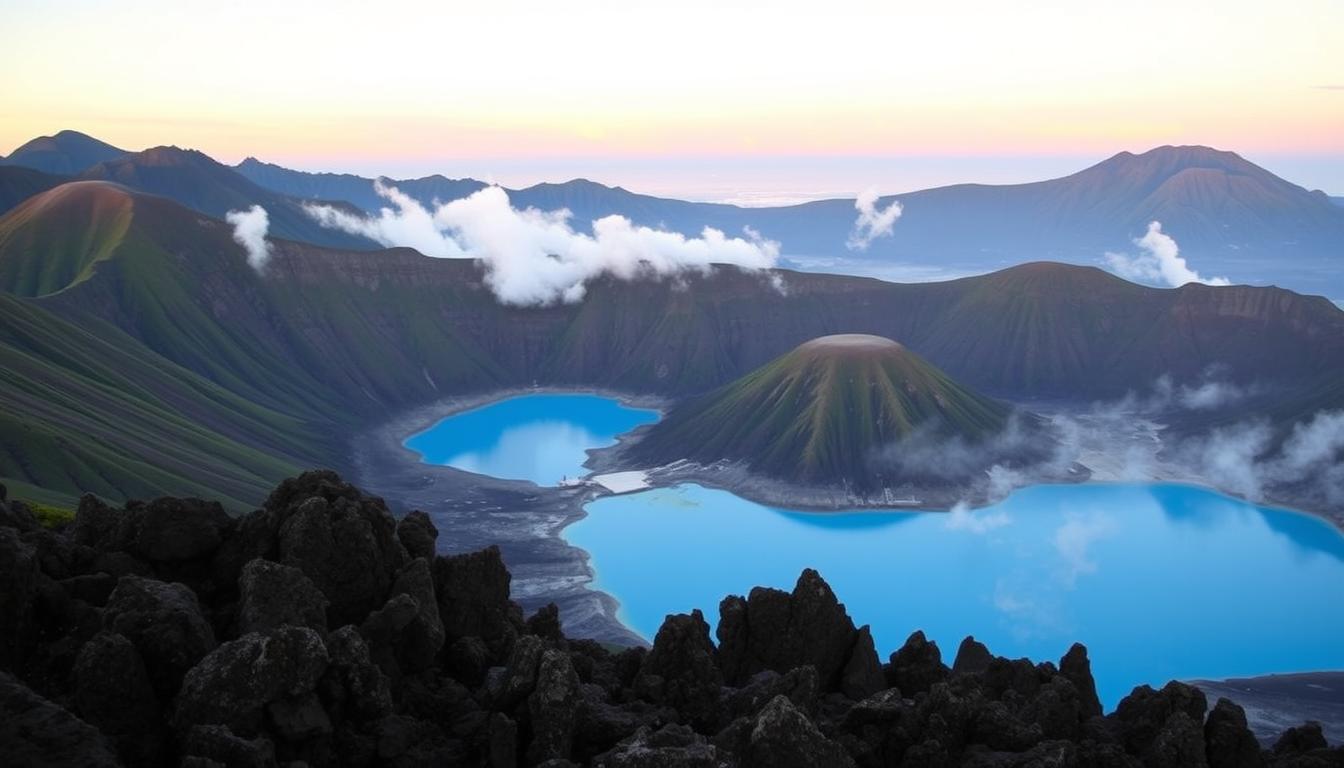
[102,574,217,697]
[134,497,231,563]
[236,557,329,635]
[70,494,128,551]
[396,509,438,560]
[388,557,444,672]
[266,692,332,742]
[323,625,393,723]
[716,569,868,692]
[0,496,37,532]
[745,694,855,768]
[174,626,329,736]
[0,670,122,768]
[886,630,949,695]
[268,470,407,627]
[1113,681,1208,757]
[841,626,886,701]
[181,724,278,768]
[72,631,165,764]
[0,527,38,666]
[637,609,723,729]
[527,602,564,643]
[1203,698,1262,768]
[594,724,724,767]
[432,544,520,654]
[1143,710,1209,768]
[1272,721,1328,756]
[527,648,583,764]
[1060,642,1103,718]
[952,635,993,676]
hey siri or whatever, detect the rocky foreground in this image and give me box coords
[0,472,1339,767]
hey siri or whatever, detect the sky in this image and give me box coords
[2,0,1343,199]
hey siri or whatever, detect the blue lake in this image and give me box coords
[405,393,659,486]
[568,482,1344,711]
[412,393,1344,710]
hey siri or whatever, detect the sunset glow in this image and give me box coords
[3,0,1342,191]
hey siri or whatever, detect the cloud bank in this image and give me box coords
[846,188,903,251]
[304,182,780,306]
[226,205,273,272]
[1104,221,1229,287]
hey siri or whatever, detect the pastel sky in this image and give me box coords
[3,0,1342,198]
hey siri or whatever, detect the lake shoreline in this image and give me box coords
[352,386,1344,653]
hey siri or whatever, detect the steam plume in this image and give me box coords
[1104,221,1229,287]
[226,205,273,272]
[846,188,903,251]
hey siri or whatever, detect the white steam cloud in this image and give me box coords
[304,182,780,306]
[226,205,273,272]
[1104,221,1230,288]
[846,188,903,251]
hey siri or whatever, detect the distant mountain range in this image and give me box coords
[2,180,1341,507]
[4,131,1343,299]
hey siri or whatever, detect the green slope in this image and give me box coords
[0,293,331,510]
[1,181,1342,507]
[632,334,1012,488]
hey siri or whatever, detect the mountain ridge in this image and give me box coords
[2,181,1341,506]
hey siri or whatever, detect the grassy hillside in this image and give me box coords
[0,166,66,216]
[630,335,1012,487]
[1,181,1342,507]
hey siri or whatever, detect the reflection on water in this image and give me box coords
[405,393,658,486]
[567,482,1344,710]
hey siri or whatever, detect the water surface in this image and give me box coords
[405,393,658,486]
[566,481,1344,709]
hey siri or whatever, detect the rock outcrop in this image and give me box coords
[1,470,1339,767]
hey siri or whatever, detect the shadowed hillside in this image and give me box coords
[0,130,127,176]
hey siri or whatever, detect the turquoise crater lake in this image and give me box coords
[568,481,1344,710]
[410,393,1344,710]
[405,393,658,486]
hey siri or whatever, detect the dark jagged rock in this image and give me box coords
[1272,721,1328,755]
[432,544,521,654]
[387,557,444,672]
[323,625,393,723]
[953,635,994,676]
[0,493,37,532]
[1114,681,1209,757]
[637,609,723,729]
[2,471,1334,768]
[527,602,565,644]
[745,694,855,768]
[0,527,38,666]
[716,569,877,694]
[102,574,217,697]
[273,478,408,628]
[594,724,723,767]
[1205,698,1263,768]
[134,497,231,562]
[70,494,128,551]
[887,630,949,695]
[528,648,583,764]
[0,670,122,767]
[1060,642,1103,719]
[182,724,278,768]
[72,631,165,765]
[396,509,438,561]
[236,557,329,635]
[174,626,328,736]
